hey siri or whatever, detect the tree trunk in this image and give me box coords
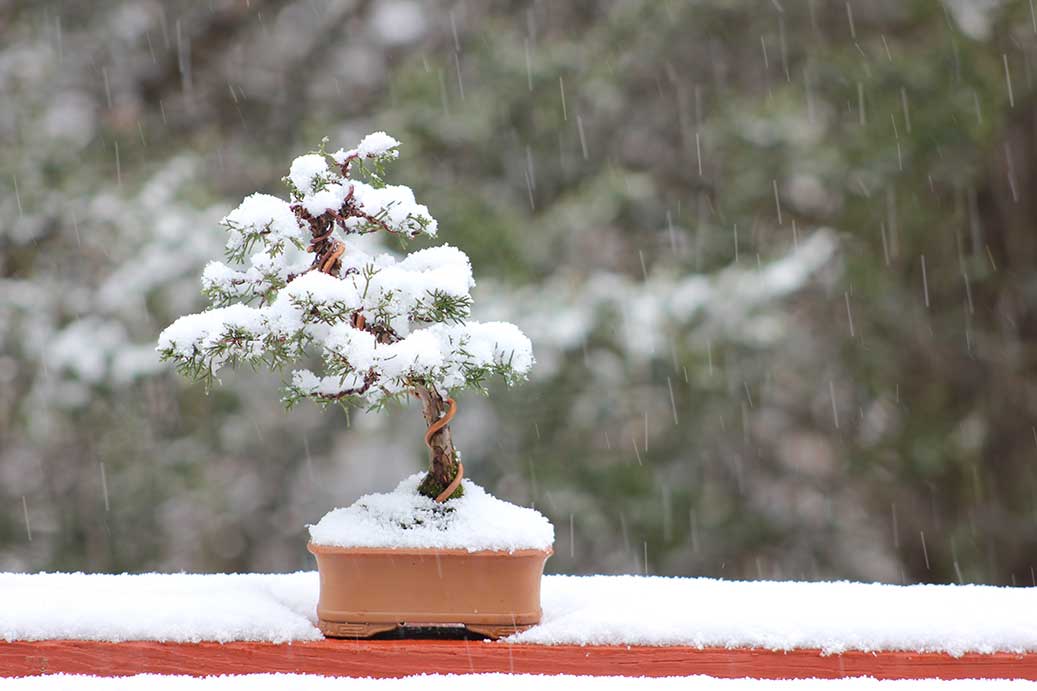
[414,383,463,500]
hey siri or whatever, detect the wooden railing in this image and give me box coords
[3,639,1037,680]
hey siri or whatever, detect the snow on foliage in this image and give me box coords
[308,473,554,551]
[157,134,533,409]
[222,193,305,255]
[332,130,401,163]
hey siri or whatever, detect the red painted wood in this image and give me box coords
[2,640,1036,680]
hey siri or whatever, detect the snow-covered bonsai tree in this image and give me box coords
[158,132,533,501]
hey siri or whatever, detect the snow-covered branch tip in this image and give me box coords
[157,132,535,413]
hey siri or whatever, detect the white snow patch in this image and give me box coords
[289,369,367,397]
[333,131,401,163]
[356,131,401,158]
[365,328,445,379]
[301,182,350,217]
[221,193,303,250]
[308,474,554,552]
[345,180,437,237]
[301,318,533,397]
[436,320,535,374]
[3,675,1036,690]
[3,572,1037,655]
[282,270,363,311]
[288,154,332,196]
[512,575,1037,655]
[369,244,474,306]
[157,304,265,368]
[0,572,319,643]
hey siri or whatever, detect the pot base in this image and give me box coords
[318,621,399,638]
[317,619,533,639]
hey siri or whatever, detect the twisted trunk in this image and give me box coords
[414,383,463,500]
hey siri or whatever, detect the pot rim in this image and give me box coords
[307,542,553,557]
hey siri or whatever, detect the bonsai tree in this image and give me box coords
[158,132,533,501]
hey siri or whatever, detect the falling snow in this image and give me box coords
[5,5,1037,673]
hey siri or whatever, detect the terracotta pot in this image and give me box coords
[307,543,552,639]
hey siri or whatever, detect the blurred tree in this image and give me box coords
[2,0,1035,586]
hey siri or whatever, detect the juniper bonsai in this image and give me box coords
[158,133,533,501]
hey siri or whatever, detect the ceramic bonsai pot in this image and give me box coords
[308,543,552,639]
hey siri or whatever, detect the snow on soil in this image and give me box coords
[2,572,1037,655]
[307,474,554,552]
[3,676,1037,690]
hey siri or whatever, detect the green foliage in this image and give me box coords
[158,324,305,394]
[411,290,473,324]
[350,153,398,189]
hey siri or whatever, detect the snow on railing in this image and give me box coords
[2,572,1037,681]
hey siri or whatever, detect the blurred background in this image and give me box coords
[2,0,1036,586]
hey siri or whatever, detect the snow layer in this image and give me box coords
[221,193,303,251]
[355,131,401,158]
[3,572,1037,655]
[301,182,350,217]
[308,474,555,551]
[368,245,474,314]
[158,242,532,396]
[4,676,1036,690]
[288,154,332,195]
[289,157,436,237]
[333,131,401,163]
[309,319,534,395]
[157,303,266,370]
[0,572,319,643]
[343,180,438,238]
[514,575,1037,655]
